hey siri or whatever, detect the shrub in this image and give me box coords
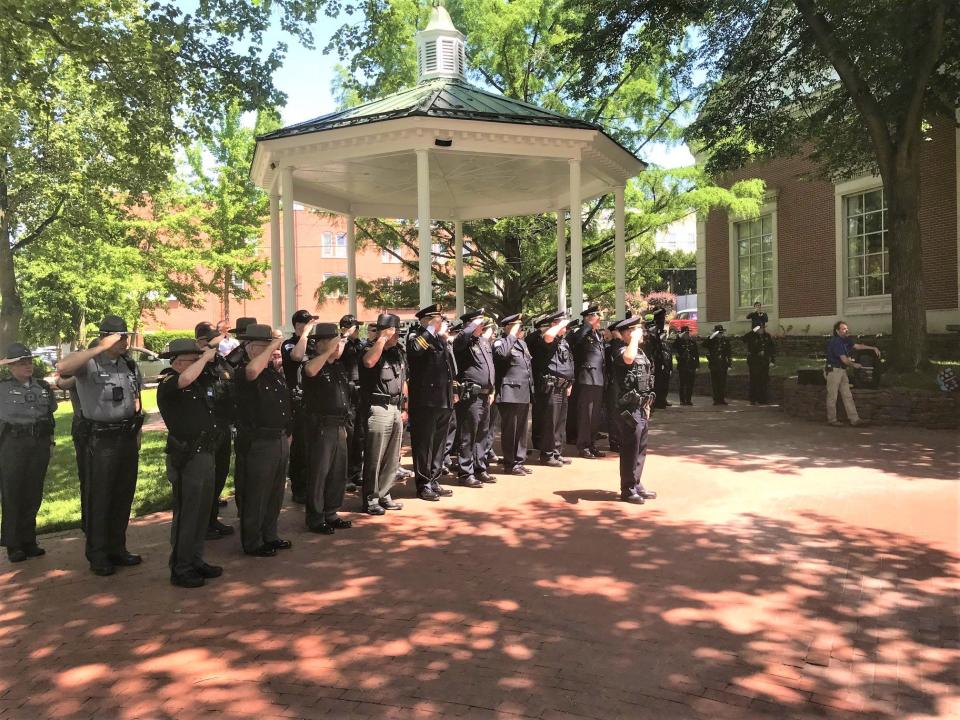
[142,331,195,354]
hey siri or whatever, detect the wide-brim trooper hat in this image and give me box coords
[99,315,130,335]
[2,343,33,363]
[160,338,205,359]
[229,317,257,335]
[239,323,275,341]
[310,323,340,339]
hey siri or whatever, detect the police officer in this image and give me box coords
[747,301,769,330]
[194,322,236,540]
[0,344,56,563]
[55,338,98,534]
[570,305,607,458]
[58,315,144,576]
[703,325,732,405]
[406,304,457,501]
[157,339,224,588]
[337,315,365,493]
[649,308,672,409]
[301,323,354,534]
[603,320,626,453]
[610,318,658,504]
[493,313,533,476]
[452,309,496,488]
[673,326,700,406]
[442,321,463,477]
[743,323,776,404]
[281,309,319,504]
[233,323,292,557]
[359,314,407,515]
[527,311,575,467]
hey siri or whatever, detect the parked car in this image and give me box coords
[669,309,698,336]
[128,347,170,384]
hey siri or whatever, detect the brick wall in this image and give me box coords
[919,118,958,310]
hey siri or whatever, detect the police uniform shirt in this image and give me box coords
[0,377,57,424]
[705,335,731,367]
[73,354,142,423]
[302,362,351,417]
[200,356,235,424]
[338,337,364,387]
[527,332,575,380]
[280,335,303,390]
[406,326,456,408]
[493,335,533,404]
[674,335,700,369]
[570,325,606,386]
[744,331,775,360]
[453,333,495,390]
[235,364,291,430]
[157,370,217,441]
[612,346,655,395]
[359,345,406,401]
[605,338,627,393]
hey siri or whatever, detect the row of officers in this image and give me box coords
[0,306,775,588]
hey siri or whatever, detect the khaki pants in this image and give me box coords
[826,367,860,423]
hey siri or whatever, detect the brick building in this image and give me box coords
[143,208,414,331]
[696,116,959,337]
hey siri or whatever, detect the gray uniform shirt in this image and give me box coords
[73,353,142,422]
[0,378,57,424]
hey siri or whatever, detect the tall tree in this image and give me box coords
[564,0,960,370]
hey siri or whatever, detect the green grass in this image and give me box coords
[727,357,960,391]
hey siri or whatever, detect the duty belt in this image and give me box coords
[3,420,55,438]
[87,415,144,435]
[541,375,572,391]
[369,392,403,408]
[237,426,288,439]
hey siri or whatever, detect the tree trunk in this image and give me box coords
[0,168,22,350]
[222,271,231,324]
[501,231,524,315]
[883,150,927,371]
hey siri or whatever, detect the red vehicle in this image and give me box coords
[669,309,698,336]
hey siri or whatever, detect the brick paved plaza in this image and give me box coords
[1,399,957,719]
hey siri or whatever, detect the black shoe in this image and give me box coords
[194,562,223,578]
[542,457,563,468]
[579,449,596,459]
[620,493,645,504]
[344,482,359,494]
[477,473,496,484]
[719,401,728,405]
[171,571,205,588]
[509,466,527,476]
[362,501,387,515]
[308,523,335,535]
[108,553,142,567]
[7,549,27,563]
[433,484,453,497]
[90,563,116,576]
[418,488,441,501]
[23,544,46,558]
[328,517,353,529]
[379,498,403,510]
[267,539,292,551]
[245,545,277,557]
[519,465,533,475]
[590,449,606,458]
[558,456,572,465]
[206,528,224,540]
[460,477,483,488]
[487,453,500,464]
[439,465,454,477]
[210,520,234,536]
[639,490,658,500]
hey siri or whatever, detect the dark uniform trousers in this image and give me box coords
[288,404,308,499]
[709,365,727,403]
[236,432,289,553]
[677,369,696,404]
[575,385,604,451]
[410,405,452,491]
[83,429,140,566]
[167,449,215,576]
[653,370,671,409]
[346,411,365,486]
[0,435,52,551]
[618,410,650,495]
[456,395,490,481]
[497,402,529,469]
[444,411,457,465]
[534,386,568,459]
[748,358,770,403]
[604,386,621,451]
[484,403,499,461]
[305,416,348,526]
[209,430,232,526]
[71,415,89,533]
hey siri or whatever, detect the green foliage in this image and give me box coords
[142,331,196,354]
[314,274,421,312]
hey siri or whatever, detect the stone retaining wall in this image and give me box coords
[690,371,785,404]
[719,333,959,360]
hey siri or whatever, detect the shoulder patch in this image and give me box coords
[415,335,430,350]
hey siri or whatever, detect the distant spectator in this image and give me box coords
[746,301,768,329]
[825,321,879,427]
[217,320,240,356]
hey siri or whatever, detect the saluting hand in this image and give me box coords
[98,333,124,350]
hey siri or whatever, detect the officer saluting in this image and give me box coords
[569,305,606,458]
[603,320,626,452]
[337,315,365,494]
[157,339,224,588]
[0,344,56,563]
[407,304,457,501]
[281,309,319,504]
[649,308,672,409]
[452,308,497,488]
[493,314,533,476]
[527,311,575,467]
[703,325,732,405]
[673,326,700,406]
[611,317,658,504]
[58,315,144,577]
[743,322,776,404]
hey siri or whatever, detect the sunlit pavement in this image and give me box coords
[2,396,957,719]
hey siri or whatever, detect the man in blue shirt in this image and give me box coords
[825,321,880,427]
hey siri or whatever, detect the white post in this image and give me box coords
[614,185,626,319]
[281,166,297,330]
[269,190,282,329]
[569,159,583,313]
[346,214,358,317]
[556,211,567,311]
[454,220,464,316]
[416,149,432,307]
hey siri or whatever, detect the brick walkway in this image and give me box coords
[2,398,958,719]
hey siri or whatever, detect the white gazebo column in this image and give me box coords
[569,159,583,312]
[454,220,464,316]
[416,149,432,307]
[556,211,567,311]
[614,185,626,319]
[269,189,282,329]
[281,166,297,329]
[346,214,358,317]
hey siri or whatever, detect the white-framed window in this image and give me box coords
[322,272,348,298]
[734,214,774,307]
[230,272,246,291]
[843,187,888,298]
[381,245,402,264]
[321,231,347,258]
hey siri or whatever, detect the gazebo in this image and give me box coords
[250,3,645,329]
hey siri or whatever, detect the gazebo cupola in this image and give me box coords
[416,2,466,82]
